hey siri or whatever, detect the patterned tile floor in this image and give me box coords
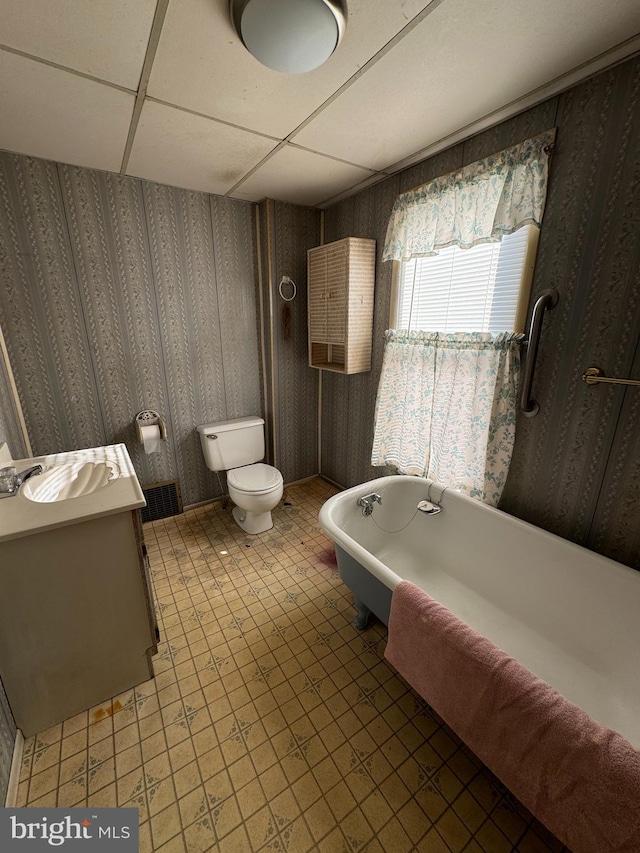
[16,477,568,852]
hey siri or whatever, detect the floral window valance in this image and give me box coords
[383,129,556,262]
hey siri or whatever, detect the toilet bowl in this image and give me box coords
[227,462,283,534]
[197,416,283,535]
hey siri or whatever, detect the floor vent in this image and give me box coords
[141,480,183,523]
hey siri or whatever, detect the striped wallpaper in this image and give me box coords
[0,154,261,507]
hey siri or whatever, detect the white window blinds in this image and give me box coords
[396,225,532,334]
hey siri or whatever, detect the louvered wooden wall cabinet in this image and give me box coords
[307,237,376,374]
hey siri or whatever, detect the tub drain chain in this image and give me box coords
[370,508,419,534]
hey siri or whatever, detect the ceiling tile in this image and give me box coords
[127,100,278,195]
[147,0,430,139]
[0,51,135,172]
[293,0,640,170]
[0,0,157,90]
[232,145,375,206]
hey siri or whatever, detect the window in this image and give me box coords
[393,225,538,334]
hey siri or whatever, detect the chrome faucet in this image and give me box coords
[0,464,43,499]
[357,493,382,516]
[16,465,43,486]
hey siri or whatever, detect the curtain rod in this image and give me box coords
[403,127,557,195]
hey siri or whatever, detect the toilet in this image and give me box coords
[197,416,283,534]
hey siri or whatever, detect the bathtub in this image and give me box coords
[319,475,640,749]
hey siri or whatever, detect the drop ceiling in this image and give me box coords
[0,0,639,208]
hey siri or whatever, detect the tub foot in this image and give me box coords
[353,597,371,630]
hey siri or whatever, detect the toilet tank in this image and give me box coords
[197,416,265,472]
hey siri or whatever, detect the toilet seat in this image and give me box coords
[227,463,283,494]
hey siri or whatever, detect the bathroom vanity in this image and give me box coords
[0,444,157,737]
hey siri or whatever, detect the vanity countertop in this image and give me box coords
[0,444,145,543]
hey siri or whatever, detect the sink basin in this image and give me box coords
[21,460,120,503]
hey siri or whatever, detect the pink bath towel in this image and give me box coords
[385,581,640,853]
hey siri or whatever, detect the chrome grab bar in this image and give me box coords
[521,288,559,417]
[582,367,640,388]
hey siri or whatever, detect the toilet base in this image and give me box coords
[232,505,274,535]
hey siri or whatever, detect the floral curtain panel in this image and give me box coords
[383,129,556,262]
[371,331,523,506]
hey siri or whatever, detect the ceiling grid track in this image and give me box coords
[119,0,171,175]
[0,42,136,94]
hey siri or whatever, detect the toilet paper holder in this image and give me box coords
[135,410,167,444]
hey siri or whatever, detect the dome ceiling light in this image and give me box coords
[230,0,348,74]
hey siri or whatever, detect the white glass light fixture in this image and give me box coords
[230,0,347,74]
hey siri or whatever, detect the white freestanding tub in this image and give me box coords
[319,475,640,749]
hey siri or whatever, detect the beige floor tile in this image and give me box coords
[115,722,141,754]
[28,764,60,802]
[178,784,209,829]
[172,760,202,799]
[210,794,242,840]
[148,775,178,817]
[35,723,63,750]
[63,711,89,738]
[452,789,487,834]
[244,804,278,850]
[142,730,168,763]
[88,735,115,770]
[217,824,251,853]
[28,791,59,807]
[31,741,62,775]
[88,716,114,746]
[56,774,87,807]
[317,825,349,852]
[304,797,336,843]
[340,807,375,850]
[88,756,116,795]
[156,833,188,853]
[474,818,513,853]
[88,780,118,807]
[279,815,315,853]
[15,780,29,807]
[360,789,394,833]
[150,802,182,850]
[117,767,146,805]
[183,815,218,853]
[61,729,88,761]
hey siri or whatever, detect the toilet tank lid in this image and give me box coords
[197,416,264,435]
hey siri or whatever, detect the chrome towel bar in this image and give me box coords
[582,367,640,387]
[521,288,559,417]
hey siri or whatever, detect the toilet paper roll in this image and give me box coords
[140,424,162,454]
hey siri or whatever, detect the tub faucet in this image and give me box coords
[357,493,382,516]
